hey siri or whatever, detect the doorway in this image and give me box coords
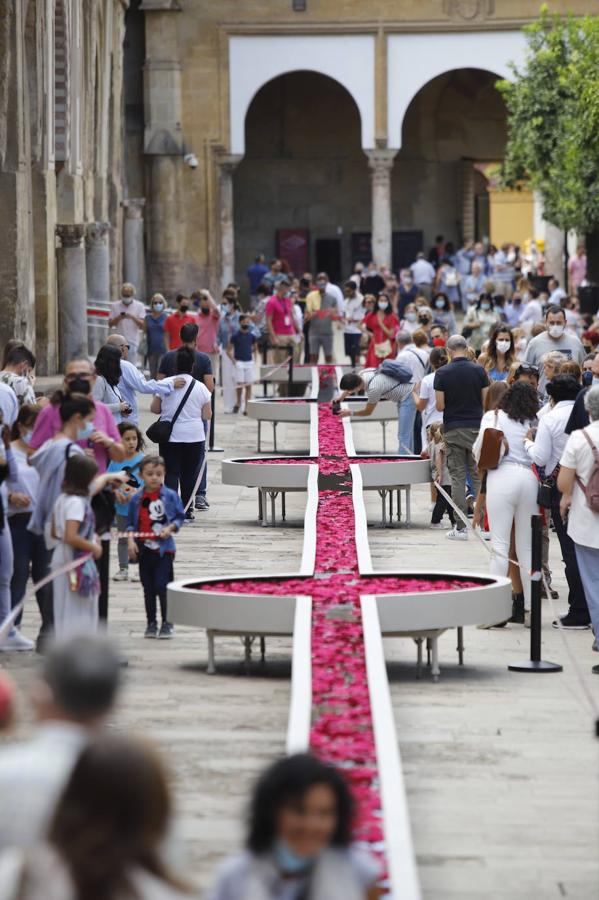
[315,238,341,283]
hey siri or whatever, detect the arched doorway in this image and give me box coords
[393,68,511,256]
[234,71,368,284]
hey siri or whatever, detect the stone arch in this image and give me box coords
[387,30,526,150]
[229,34,375,155]
[233,70,369,285]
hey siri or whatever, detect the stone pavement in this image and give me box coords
[2,384,599,898]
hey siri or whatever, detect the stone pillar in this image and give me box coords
[56,224,88,368]
[366,150,397,269]
[544,222,566,286]
[217,155,242,289]
[86,222,111,357]
[460,161,475,243]
[121,198,146,299]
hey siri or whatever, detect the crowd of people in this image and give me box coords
[0,635,379,899]
[0,236,598,897]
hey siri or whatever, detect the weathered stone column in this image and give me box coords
[56,224,88,368]
[366,150,397,269]
[121,198,146,299]
[217,155,242,288]
[86,222,111,356]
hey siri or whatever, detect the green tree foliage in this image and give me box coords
[499,7,599,239]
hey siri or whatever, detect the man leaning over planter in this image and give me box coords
[336,363,414,453]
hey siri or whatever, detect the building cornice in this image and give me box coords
[221,19,535,36]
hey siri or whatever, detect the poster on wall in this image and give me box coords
[277,229,309,274]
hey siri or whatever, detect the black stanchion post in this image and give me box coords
[508,514,562,673]
[207,388,223,453]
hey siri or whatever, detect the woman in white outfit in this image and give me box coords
[474,382,540,622]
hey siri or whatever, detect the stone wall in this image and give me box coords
[130,0,591,296]
[0,0,127,375]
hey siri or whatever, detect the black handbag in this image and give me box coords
[146,380,195,444]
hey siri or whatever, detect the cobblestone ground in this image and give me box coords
[2,373,598,898]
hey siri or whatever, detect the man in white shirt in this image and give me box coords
[342,281,365,366]
[108,282,146,366]
[106,334,183,424]
[525,375,590,629]
[519,291,545,333]
[410,252,436,300]
[0,634,121,851]
[0,381,18,428]
[547,277,567,306]
[395,331,427,453]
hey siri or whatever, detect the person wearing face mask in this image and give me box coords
[478,325,516,382]
[194,289,221,377]
[431,292,457,335]
[524,305,586,394]
[163,295,198,352]
[399,302,420,335]
[108,283,146,368]
[208,753,379,900]
[460,261,486,312]
[565,351,599,434]
[143,294,169,379]
[398,269,417,317]
[7,404,53,647]
[305,272,344,364]
[463,292,501,353]
[342,281,365,367]
[362,293,399,368]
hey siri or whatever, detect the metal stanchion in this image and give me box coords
[287,348,294,394]
[508,515,562,673]
[207,388,223,453]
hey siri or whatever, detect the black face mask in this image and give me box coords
[241,324,249,330]
[180,305,190,313]
[200,307,210,316]
[418,316,429,325]
[66,377,91,396]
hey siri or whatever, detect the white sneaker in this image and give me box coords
[430,522,449,530]
[112,568,129,582]
[479,530,492,541]
[446,527,468,541]
[129,569,140,582]
[524,611,531,629]
[1,630,34,652]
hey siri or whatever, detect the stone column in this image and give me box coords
[56,224,88,368]
[366,150,397,269]
[86,222,111,357]
[121,198,146,299]
[217,155,242,288]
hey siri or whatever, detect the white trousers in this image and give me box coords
[221,352,237,412]
[486,463,538,610]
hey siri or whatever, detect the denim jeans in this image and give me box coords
[397,393,417,454]
[139,546,174,625]
[9,513,53,632]
[574,544,599,638]
[550,483,589,620]
[0,526,14,635]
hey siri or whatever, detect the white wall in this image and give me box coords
[229,34,375,154]
[387,30,527,149]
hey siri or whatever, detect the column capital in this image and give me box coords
[121,198,146,219]
[366,149,397,183]
[217,153,243,178]
[56,224,86,248]
[85,222,111,246]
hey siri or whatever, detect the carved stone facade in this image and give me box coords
[122,0,589,296]
[0,0,127,374]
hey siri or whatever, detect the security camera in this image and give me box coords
[184,153,198,169]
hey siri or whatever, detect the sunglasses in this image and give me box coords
[517,365,539,375]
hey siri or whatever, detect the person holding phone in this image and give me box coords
[108,283,146,367]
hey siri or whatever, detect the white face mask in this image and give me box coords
[548,324,565,339]
[496,340,511,354]
[122,296,133,306]
[405,311,417,322]
[378,302,389,311]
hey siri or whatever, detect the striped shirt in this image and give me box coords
[364,371,414,405]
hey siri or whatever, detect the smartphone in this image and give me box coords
[332,400,341,416]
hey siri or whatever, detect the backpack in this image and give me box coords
[576,428,599,512]
[378,359,413,384]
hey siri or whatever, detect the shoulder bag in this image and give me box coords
[146,379,195,444]
[576,427,599,512]
[477,410,509,471]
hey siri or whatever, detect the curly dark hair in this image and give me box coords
[499,381,539,423]
[246,753,353,854]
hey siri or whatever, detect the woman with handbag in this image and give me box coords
[149,346,212,522]
[362,293,399,369]
[473,382,540,625]
[524,375,590,629]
